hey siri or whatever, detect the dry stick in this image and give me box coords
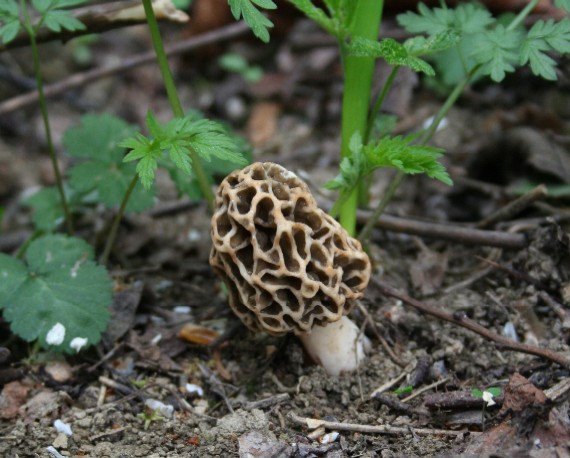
[372,278,570,369]
[353,210,527,249]
[476,184,548,229]
[0,21,250,115]
[288,412,471,437]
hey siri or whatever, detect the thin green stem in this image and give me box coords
[357,171,404,241]
[100,174,139,264]
[339,0,384,235]
[364,66,400,144]
[507,0,541,31]
[141,0,214,211]
[21,0,73,235]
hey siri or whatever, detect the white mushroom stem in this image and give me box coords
[298,316,371,377]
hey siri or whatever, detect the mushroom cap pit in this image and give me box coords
[209,162,371,336]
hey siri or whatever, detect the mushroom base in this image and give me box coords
[298,316,370,377]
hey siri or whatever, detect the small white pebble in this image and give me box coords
[150,333,162,345]
[145,399,174,418]
[502,321,519,342]
[46,323,65,346]
[69,337,88,353]
[53,419,73,436]
[173,305,191,314]
[185,383,204,396]
[187,228,202,242]
[319,431,339,444]
[46,446,65,458]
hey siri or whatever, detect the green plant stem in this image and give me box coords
[100,174,139,264]
[141,0,215,211]
[507,0,541,31]
[339,0,384,236]
[364,66,400,144]
[21,0,73,235]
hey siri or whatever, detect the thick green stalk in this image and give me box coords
[141,0,215,211]
[21,0,73,234]
[339,0,384,236]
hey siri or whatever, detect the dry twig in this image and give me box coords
[289,412,472,437]
[373,278,570,369]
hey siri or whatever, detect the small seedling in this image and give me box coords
[472,387,502,430]
[393,385,413,396]
[219,53,263,83]
[137,408,166,431]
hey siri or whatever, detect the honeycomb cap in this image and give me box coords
[210,162,371,336]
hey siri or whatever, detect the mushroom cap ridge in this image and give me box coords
[209,162,371,336]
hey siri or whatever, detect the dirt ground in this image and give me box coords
[1,4,570,457]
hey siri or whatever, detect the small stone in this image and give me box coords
[52,432,68,449]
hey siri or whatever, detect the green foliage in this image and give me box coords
[287,0,336,37]
[227,0,276,43]
[349,37,435,75]
[0,234,111,353]
[521,18,570,80]
[121,111,247,190]
[398,2,570,84]
[33,0,87,33]
[0,1,20,43]
[64,114,154,212]
[325,132,452,194]
[219,53,263,83]
[0,0,87,43]
[393,385,413,395]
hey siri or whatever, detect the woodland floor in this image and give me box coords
[1,4,570,457]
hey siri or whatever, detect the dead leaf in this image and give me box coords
[0,381,30,419]
[179,324,220,345]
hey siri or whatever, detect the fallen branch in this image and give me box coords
[372,278,570,369]
[289,412,471,437]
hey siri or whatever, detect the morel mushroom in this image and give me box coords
[210,162,371,376]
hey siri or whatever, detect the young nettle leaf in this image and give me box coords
[122,111,247,191]
[325,133,452,194]
[472,25,524,82]
[404,30,461,57]
[0,235,112,353]
[0,0,21,44]
[521,18,570,80]
[227,0,276,43]
[349,37,435,76]
[31,0,87,33]
[64,114,154,212]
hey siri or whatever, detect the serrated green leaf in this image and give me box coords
[521,19,570,80]
[472,25,523,82]
[135,155,159,190]
[397,3,454,35]
[404,30,461,57]
[228,0,276,43]
[64,114,153,211]
[64,113,137,162]
[349,37,434,75]
[24,187,64,231]
[54,0,88,8]
[0,235,112,353]
[0,19,19,44]
[31,0,50,13]
[0,0,19,16]
[43,9,85,32]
